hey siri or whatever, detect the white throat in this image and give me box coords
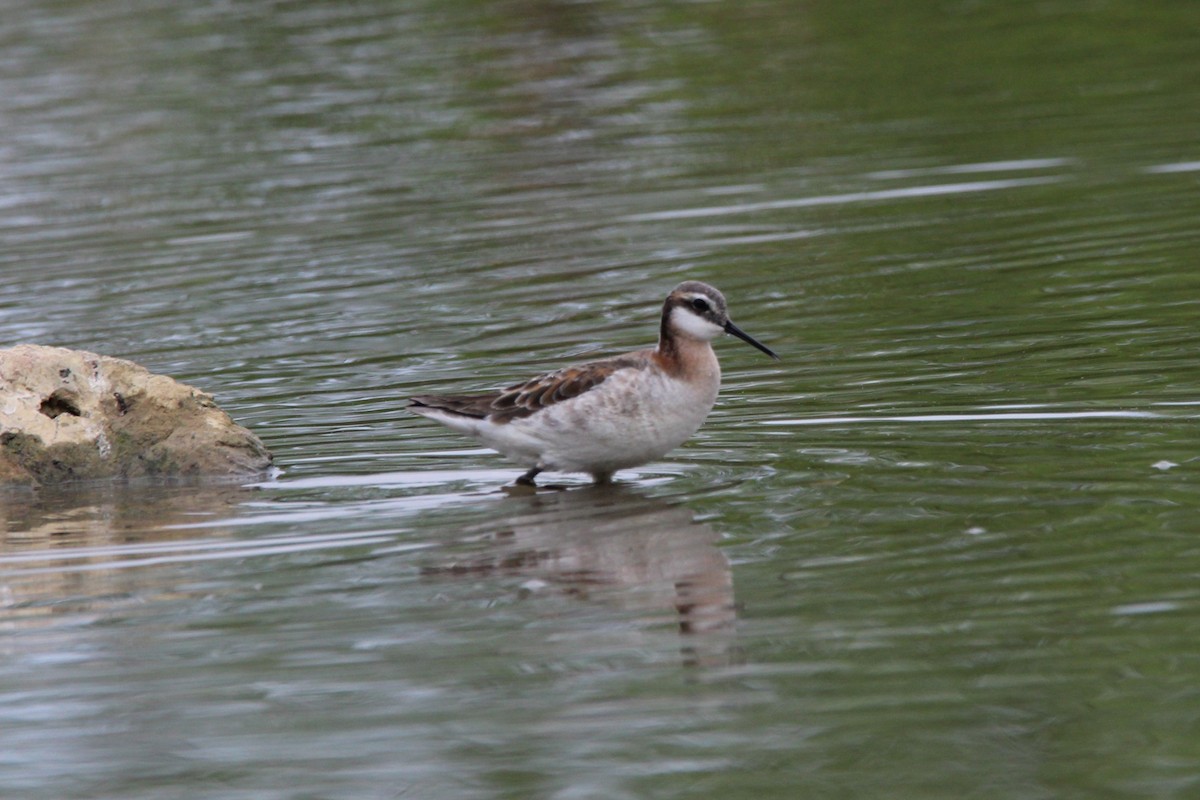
[669,306,724,342]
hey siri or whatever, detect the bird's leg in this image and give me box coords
[516,467,542,486]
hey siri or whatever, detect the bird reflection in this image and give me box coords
[421,485,739,667]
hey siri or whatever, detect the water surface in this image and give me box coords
[3,1,1200,797]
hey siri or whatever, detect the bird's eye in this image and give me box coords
[691,297,710,313]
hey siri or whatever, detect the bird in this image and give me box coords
[408,280,778,486]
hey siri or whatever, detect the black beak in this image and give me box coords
[724,320,780,360]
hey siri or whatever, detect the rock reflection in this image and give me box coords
[0,484,249,624]
[422,485,739,666]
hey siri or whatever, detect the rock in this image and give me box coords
[0,344,273,486]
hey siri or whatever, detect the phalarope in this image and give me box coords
[409,281,778,486]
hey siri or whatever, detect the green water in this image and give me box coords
[3,1,1199,798]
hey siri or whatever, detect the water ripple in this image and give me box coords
[623,176,1063,221]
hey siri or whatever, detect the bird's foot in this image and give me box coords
[516,467,542,486]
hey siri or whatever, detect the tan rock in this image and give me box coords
[0,344,272,486]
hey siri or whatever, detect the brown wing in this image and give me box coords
[409,392,502,419]
[410,354,649,424]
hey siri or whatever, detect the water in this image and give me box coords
[3,0,1200,797]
